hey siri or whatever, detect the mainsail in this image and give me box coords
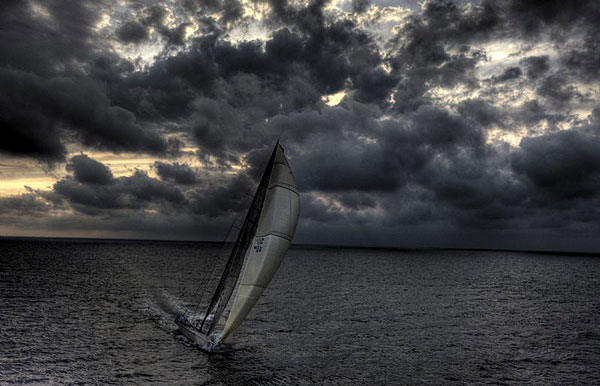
[176,142,299,350]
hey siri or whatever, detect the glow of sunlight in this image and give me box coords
[0,143,216,196]
[95,13,111,30]
[313,192,383,218]
[426,85,473,105]
[486,127,527,147]
[322,90,347,106]
[29,1,52,21]
[0,224,125,239]
[475,40,558,79]
[227,0,271,43]
[112,39,165,70]
[357,135,377,145]
[0,159,61,196]
[0,177,57,197]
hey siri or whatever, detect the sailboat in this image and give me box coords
[175,141,299,352]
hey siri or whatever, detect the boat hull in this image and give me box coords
[175,319,217,353]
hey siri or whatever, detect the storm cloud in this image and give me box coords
[1,0,600,251]
[154,162,198,185]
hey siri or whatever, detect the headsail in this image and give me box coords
[199,146,278,335]
[177,141,299,349]
[220,143,299,341]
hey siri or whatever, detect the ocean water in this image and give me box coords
[1,238,599,385]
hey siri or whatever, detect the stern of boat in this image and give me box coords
[175,316,218,353]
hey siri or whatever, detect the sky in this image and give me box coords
[1,0,599,252]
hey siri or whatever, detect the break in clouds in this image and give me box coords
[1,0,600,250]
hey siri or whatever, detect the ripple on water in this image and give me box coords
[1,240,600,384]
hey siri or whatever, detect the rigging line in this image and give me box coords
[276,122,289,143]
[191,192,252,319]
[194,146,273,314]
[183,193,251,320]
[184,189,252,320]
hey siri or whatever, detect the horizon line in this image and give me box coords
[1,234,599,257]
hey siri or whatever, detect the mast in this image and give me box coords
[199,143,279,334]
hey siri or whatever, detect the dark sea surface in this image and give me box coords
[1,238,600,385]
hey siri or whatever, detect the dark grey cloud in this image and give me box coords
[499,0,599,38]
[512,129,600,199]
[411,105,484,150]
[0,107,65,162]
[537,74,582,106]
[271,102,486,196]
[493,66,522,83]
[565,35,600,81]
[386,0,599,113]
[1,0,600,250]
[352,0,370,14]
[296,143,395,192]
[0,69,174,162]
[353,69,399,105]
[154,161,197,185]
[54,170,186,215]
[114,4,195,46]
[520,55,550,79]
[67,154,114,185]
[457,99,503,127]
[0,193,53,215]
[188,173,253,217]
[116,21,149,44]
[0,1,182,164]
[387,2,490,113]
[511,100,550,126]
[45,154,258,225]
[0,1,105,76]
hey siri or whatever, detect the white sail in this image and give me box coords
[220,144,299,342]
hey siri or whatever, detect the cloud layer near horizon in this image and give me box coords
[1,0,600,251]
